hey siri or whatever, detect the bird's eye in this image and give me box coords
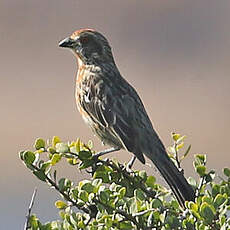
[80,36,89,44]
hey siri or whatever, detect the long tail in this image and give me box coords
[147,148,195,207]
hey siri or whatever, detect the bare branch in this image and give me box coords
[24,188,37,230]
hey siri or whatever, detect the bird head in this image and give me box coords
[59,29,114,64]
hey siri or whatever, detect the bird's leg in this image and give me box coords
[93,147,120,159]
[127,156,136,169]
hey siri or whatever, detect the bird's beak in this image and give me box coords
[59,37,75,48]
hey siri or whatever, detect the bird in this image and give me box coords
[59,28,195,207]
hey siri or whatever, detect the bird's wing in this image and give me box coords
[79,74,147,162]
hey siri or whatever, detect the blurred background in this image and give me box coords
[0,0,230,228]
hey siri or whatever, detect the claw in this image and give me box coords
[127,156,136,169]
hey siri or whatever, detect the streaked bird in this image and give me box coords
[59,29,195,207]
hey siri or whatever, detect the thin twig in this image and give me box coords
[31,164,90,214]
[196,176,205,197]
[94,198,142,230]
[174,142,181,170]
[24,188,37,230]
[93,147,120,158]
[100,159,156,199]
[62,148,156,199]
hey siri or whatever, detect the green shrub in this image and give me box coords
[20,134,230,230]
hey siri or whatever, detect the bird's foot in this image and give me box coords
[126,156,136,170]
[120,156,136,173]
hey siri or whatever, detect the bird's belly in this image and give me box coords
[76,100,122,148]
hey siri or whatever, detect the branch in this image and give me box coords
[24,188,37,230]
[31,165,90,214]
[174,142,181,170]
[94,198,143,230]
[100,159,156,199]
[63,149,157,199]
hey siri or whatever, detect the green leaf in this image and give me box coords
[55,200,67,209]
[146,175,156,188]
[196,165,206,176]
[119,221,133,229]
[212,184,220,197]
[72,189,79,200]
[134,188,146,201]
[33,170,46,182]
[220,215,226,226]
[159,213,165,223]
[188,201,198,212]
[79,180,95,193]
[138,170,147,181]
[29,215,39,229]
[176,142,184,150]
[50,154,62,165]
[170,200,179,209]
[78,150,92,160]
[99,190,109,203]
[118,187,126,198]
[77,220,85,229]
[92,178,102,188]
[195,154,206,165]
[52,136,61,147]
[214,194,226,208]
[172,133,181,141]
[182,218,195,230]
[202,196,213,205]
[223,168,230,177]
[58,178,66,191]
[165,215,180,228]
[79,190,89,202]
[79,159,94,169]
[105,217,113,228]
[200,202,215,223]
[47,147,56,154]
[93,166,111,183]
[64,179,72,189]
[34,138,45,150]
[67,158,78,165]
[55,143,69,153]
[187,177,197,187]
[181,144,191,161]
[75,139,81,153]
[128,197,138,214]
[40,162,51,173]
[151,199,163,208]
[23,151,36,165]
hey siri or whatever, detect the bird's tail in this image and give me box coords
[148,149,195,208]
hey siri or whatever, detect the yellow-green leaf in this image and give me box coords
[52,136,61,147]
[172,133,181,141]
[55,200,67,209]
[176,142,184,150]
[51,154,62,165]
[34,138,45,150]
